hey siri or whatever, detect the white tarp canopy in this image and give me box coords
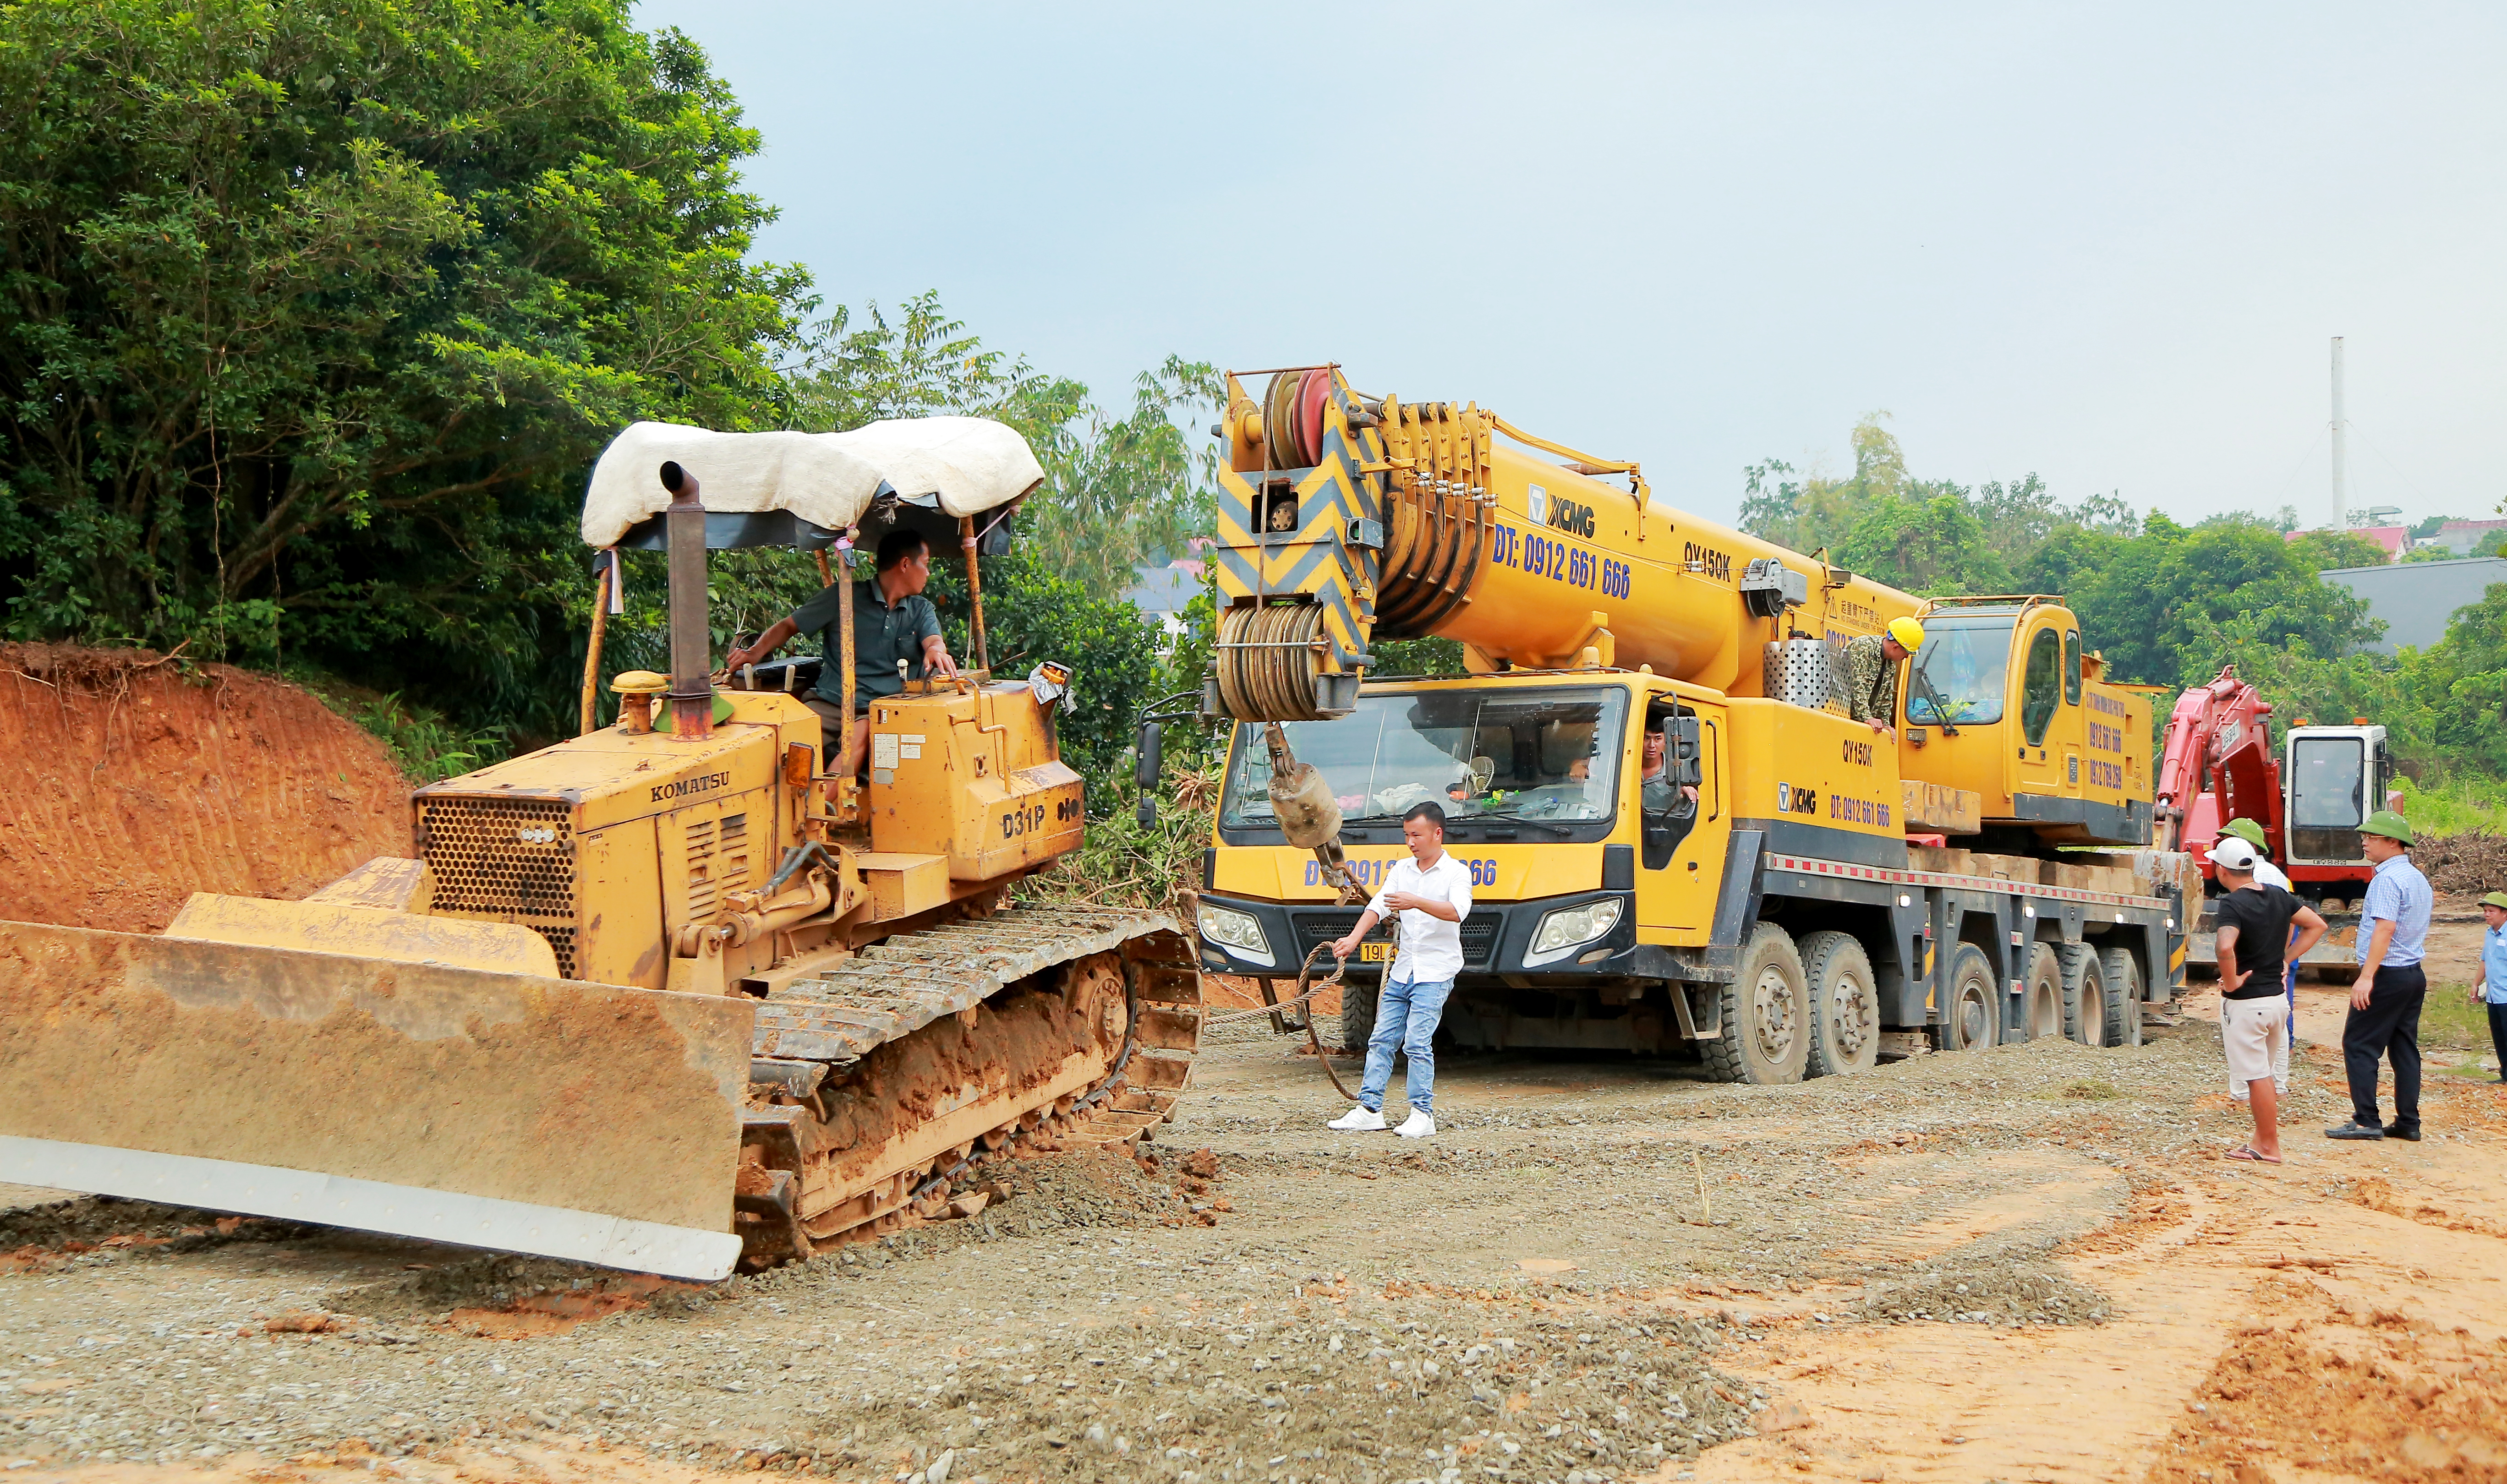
[580,417,1046,549]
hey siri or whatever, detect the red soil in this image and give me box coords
[0,644,412,932]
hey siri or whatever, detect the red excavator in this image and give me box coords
[2157,664,2395,973]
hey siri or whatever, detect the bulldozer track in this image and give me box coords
[735,906,1200,1266]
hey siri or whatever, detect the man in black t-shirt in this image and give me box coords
[2209,836,2329,1164]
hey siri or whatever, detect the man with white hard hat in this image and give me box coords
[2207,834,2328,1164]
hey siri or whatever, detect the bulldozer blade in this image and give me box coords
[0,921,753,1280]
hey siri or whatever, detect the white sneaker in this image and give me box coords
[1328,1106,1386,1132]
[1395,1109,1436,1139]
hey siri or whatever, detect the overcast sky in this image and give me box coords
[634,1,2507,532]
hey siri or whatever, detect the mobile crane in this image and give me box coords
[0,418,1200,1279]
[1180,366,2191,1082]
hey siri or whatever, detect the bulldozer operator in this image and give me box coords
[1841,616,1927,742]
[725,528,960,773]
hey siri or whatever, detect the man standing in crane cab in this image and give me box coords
[1639,723,1699,814]
[1841,618,1926,739]
[725,529,959,774]
[2328,811,2433,1142]
[1325,802,1474,1139]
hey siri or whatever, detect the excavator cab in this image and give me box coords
[2284,723,2395,870]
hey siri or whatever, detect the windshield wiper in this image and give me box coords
[1457,809,1576,837]
[1910,666,1962,736]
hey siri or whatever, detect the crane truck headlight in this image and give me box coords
[1195,901,1274,967]
[1525,898,1623,966]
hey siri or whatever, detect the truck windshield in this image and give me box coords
[1220,687,1630,835]
[2291,737,2366,827]
[1905,614,2015,725]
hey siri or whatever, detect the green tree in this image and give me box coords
[0,0,809,737]
[1736,412,1904,556]
[1834,490,2014,595]
[2398,583,2507,776]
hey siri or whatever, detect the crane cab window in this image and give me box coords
[1640,706,1703,870]
[1904,614,2014,726]
[2063,630,2082,706]
[2020,627,2063,746]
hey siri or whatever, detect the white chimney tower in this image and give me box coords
[2330,336,2348,530]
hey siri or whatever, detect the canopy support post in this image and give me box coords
[837,531,860,823]
[961,516,991,675]
[579,556,612,737]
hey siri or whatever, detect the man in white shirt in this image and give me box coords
[1325,802,1474,1138]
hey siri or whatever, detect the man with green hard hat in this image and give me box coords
[2476,889,2507,1084]
[2327,810,2433,1141]
[1841,617,1926,742]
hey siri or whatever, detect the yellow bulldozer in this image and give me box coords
[0,416,1200,1280]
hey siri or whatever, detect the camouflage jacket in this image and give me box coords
[1839,633,1896,725]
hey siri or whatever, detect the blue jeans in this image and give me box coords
[1362,977,1454,1115]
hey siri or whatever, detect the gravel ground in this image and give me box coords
[11,1003,2481,1484]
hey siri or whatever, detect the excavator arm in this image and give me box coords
[2153,665,2279,857]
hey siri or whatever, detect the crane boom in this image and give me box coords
[1206,367,1918,716]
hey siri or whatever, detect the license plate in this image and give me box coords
[1359,941,1395,963]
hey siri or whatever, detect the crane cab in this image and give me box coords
[1895,596,2154,847]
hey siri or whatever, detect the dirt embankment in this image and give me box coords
[0,644,411,932]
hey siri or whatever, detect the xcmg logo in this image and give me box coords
[1524,484,1597,539]
[1776,781,1818,815]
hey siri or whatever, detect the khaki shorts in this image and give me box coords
[2222,995,2290,1089]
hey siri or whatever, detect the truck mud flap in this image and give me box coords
[0,922,752,1280]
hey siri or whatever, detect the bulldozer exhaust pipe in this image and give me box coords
[659,460,713,739]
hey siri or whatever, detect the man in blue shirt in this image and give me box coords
[2327,811,2434,1141]
[2478,890,2507,1085]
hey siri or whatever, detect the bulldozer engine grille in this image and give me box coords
[682,813,748,922]
[417,797,578,975]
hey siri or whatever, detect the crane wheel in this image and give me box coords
[1339,980,1378,1057]
[2056,943,2107,1048]
[2018,944,2064,1043]
[1799,930,1879,1078]
[1703,922,1807,1085]
[1939,942,2000,1052]
[2098,945,2146,1048]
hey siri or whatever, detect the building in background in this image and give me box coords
[1123,562,1204,637]
[2430,517,2507,556]
[2289,525,2409,562]
[2319,556,2507,654]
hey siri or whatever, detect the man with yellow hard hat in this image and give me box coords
[1841,617,1926,741]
